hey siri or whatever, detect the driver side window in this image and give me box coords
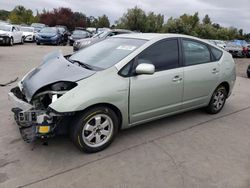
[137,39,179,72]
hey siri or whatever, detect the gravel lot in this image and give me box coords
[0,43,250,188]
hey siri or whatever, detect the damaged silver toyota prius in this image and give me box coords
[9,34,236,153]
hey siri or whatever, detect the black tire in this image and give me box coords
[9,37,13,46]
[20,37,24,44]
[247,66,250,78]
[36,42,40,45]
[70,106,119,153]
[206,86,227,114]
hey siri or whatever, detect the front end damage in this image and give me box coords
[8,50,95,143]
[9,83,75,142]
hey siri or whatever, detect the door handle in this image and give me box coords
[172,75,182,82]
[212,68,219,74]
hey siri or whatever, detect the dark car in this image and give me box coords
[68,29,92,46]
[36,27,63,45]
[73,29,133,51]
[56,26,70,45]
[247,65,250,78]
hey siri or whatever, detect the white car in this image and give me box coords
[20,26,35,42]
[0,24,23,46]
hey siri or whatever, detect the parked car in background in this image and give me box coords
[207,40,226,49]
[86,27,97,34]
[36,27,63,45]
[245,44,250,58]
[73,29,133,51]
[9,33,236,153]
[69,29,92,46]
[247,64,250,78]
[56,25,70,45]
[0,24,24,46]
[20,26,35,42]
[31,23,45,33]
[225,42,245,58]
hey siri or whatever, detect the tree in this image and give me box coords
[202,14,211,25]
[96,14,110,28]
[115,6,147,32]
[144,12,164,32]
[0,10,10,21]
[9,6,36,24]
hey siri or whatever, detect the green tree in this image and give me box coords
[0,10,10,21]
[96,14,110,28]
[202,14,211,25]
[116,6,147,32]
[144,12,164,32]
[9,5,36,24]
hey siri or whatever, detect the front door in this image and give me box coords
[129,38,183,124]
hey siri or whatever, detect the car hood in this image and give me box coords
[38,33,57,37]
[21,50,96,102]
[0,30,10,35]
[22,31,34,36]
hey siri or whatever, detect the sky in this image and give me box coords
[1,0,250,33]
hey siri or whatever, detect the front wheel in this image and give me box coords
[70,106,119,153]
[9,37,13,46]
[206,86,227,114]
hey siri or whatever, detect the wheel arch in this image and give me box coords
[78,103,123,130]
[218,81,230,97]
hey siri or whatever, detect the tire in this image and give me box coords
[36,42,40,45]
[247,65,250,78]
[70,106,119,153]
[9,37,13,46]
[20,37,24,44]
[206,86,228,114]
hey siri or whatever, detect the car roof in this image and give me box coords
[113,33,205,41]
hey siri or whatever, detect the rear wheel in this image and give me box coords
[206,86,227,114]
[70,106,119,153]
[36,42,40,45]
[20,37,24,44]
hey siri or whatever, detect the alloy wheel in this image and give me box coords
[82,114,114,148]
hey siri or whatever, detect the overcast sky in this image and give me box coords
[1,0,249,32]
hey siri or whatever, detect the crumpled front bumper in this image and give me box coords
[8,91,56,142]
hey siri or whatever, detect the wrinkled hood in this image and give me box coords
[21,50,96,101]
[0,30,10,36]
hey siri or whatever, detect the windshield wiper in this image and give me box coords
[68,59,94,70]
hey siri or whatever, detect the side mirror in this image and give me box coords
[136,63,155,75]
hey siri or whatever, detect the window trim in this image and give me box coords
[180,37,213,67]
[209,45,223,62]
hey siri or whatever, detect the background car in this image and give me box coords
[31,23,45,33]
[225,42,245,58]
[247,64,250,78]
[56,25,70,45]
[36,27,63,45]
[20,26,35,42]
[9,34,236,153]
[68,29,92,46]
[73,29,133,51]
[0,24,23,46]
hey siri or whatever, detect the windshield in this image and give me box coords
[40,27,57,34]
[21,27,33,32]
[73,30,87,35]
[92,31,109,39]
[0,25,11,31]
[69,38,146,69]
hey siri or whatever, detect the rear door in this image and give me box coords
[181,38,220,109]
[129,38,184,123]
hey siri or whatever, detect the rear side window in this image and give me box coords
[137,39,179,72]
[211,46,223,61]
[183,39,211,66]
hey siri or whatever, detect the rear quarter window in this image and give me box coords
[210,46,223,61]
